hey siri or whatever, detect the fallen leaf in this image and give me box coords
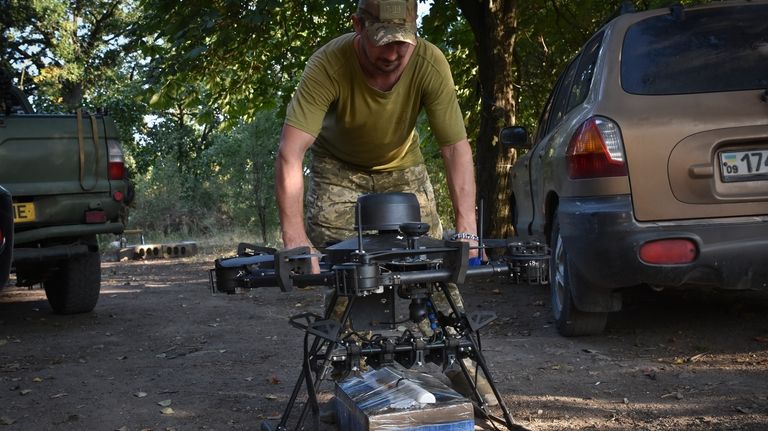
[19,389,32,396]
[50,393,68,399]
[157,399,172,407]
[0,340,7,347]
[134,391,148,398]
[265,395,278,400]
[269,376,280,385]
[32,377,44,383]
[160,407,175,415]
[0,416,15,425]
[688,353,708,363]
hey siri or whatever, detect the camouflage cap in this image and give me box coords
[358,0,417,46]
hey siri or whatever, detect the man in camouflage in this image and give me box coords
[275,0,494,404]
[277,0,478,264]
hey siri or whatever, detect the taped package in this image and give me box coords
[335,366,474,431]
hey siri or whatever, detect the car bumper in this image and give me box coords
[558,195,768,290]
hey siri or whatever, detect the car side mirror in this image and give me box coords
[499,126,528,149]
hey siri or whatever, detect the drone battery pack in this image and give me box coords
[335,366,474,431]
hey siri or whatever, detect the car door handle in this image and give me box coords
[688,163,714,178]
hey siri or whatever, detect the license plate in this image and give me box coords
[13,202,36,223]
[719,149,768,182]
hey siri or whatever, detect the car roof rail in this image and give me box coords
[669,3,685,21]
[602,1,636,27]
[620,1,635,14]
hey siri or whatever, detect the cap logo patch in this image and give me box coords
[380,0,406,21]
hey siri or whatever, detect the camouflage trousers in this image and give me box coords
[305,153,443,248]
[326,282,465,337]
[306,153,464,332]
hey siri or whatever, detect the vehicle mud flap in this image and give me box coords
[568,263,622,313]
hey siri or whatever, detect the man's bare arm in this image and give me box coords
[440,138,479,258]
[275,124,316,250]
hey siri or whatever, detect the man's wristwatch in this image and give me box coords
[450,232,479,242]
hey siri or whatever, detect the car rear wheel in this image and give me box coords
[0,228,11,288]
[550,215,608,336]
[43,241,101,314]
[510,193,519,229]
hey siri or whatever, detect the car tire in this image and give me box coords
[43,245,101,314]
[0,186,12,287]
[549,215,608,336]
[510,193,519,230]
[0,225,11,288]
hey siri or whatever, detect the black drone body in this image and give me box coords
[210,193,546,431]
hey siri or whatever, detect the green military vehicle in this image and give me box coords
[0,84,131,314]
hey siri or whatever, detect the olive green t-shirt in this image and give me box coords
[285,33,467,172]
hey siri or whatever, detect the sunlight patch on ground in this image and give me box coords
[0,288,47,303]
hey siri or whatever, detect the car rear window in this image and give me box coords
[621,5,768,95]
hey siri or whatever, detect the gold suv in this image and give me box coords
[503,1,768,336]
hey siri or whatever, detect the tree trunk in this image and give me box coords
[62,80,84,111]
[455,0,519,240]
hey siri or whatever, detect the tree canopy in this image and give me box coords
[1,0,138,111]
[137,0,356,127]
[0,0,705,242]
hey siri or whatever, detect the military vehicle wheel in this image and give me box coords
[44,248,101,314]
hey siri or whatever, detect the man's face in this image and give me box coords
[356,20,412,74]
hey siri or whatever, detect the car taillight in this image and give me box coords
[639,239,698,265]
[107,139,126,180]
[566,116,627,179]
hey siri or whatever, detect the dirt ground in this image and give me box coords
[1,249,767,431]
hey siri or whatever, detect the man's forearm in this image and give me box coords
[441,139,478,236]
[275,153,308,248]
[275,125,316,249]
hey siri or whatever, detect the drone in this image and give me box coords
[210,192,548,431]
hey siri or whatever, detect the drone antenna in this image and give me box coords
[356,201,365,254]
[479,199,485,251]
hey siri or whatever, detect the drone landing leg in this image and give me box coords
[437,282,528,431]
[267,294,356,431]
